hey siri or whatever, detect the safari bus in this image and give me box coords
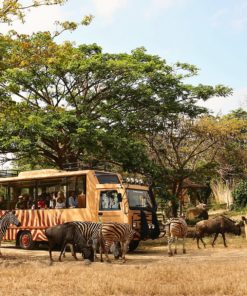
[0,168,160,250]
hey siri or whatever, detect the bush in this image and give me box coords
[232,180,247,208]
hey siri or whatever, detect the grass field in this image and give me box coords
[1,236,247,296]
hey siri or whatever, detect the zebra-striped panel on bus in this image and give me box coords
[0,210,63,242]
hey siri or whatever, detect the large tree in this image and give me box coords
[141,114,245,212]
[214,109,247,182]
[0,32,231,172]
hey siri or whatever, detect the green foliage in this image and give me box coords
[0,0,66,24]
[0,32,233,181]
[232,180,247,208]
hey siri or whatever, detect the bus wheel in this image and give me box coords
[19,231,36,250]
[128,240,140,252]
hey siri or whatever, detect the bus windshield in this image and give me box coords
[127,189,153,209]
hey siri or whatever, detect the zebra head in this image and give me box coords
[5,210,21,227]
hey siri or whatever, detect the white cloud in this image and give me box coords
[231,17,247,31]
[211,8,228,28]
[211,1,247,32]
[144,0,188,18]
[91,0,128,21]
[150,0,176,9]
[0,5,67,35]
[198,88,247,115]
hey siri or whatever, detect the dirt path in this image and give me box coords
[1,239,247,266]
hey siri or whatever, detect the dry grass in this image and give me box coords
[211,180,234,208]
[1,237,247,296]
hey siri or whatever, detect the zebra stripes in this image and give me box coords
[69,221,101,259]
[0,210,21,256]
[165,217,188,256]
[99,222,135,263]
[63,221,124,261]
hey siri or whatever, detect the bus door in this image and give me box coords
[98,190,123,223]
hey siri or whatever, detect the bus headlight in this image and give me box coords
[132,222,137,228]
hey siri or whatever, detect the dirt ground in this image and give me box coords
[1,236,247,296]
[1,235,247,265]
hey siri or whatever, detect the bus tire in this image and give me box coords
[128,240,140,252]
[19,231,36,250]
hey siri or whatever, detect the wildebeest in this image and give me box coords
[45,222,94,262]
[195,215,241,248]
[242,216,247,239]
[165,217,188,256]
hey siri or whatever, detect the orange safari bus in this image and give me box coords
[0,168,160,251]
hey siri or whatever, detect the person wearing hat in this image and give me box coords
[15,195,26,210]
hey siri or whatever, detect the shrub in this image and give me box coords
[232,180,247,208]
[211,180,233,208]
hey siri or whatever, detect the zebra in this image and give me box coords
[165,217,188,256]
[61,221,121,261]
[69,221,101,260]
[99,222,136,263]
[0,210,21,257]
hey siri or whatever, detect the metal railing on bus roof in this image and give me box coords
[0,170,19,178]
[61,162,115,172]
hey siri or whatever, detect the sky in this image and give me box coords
[1,0,247,114]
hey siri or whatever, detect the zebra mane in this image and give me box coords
[0,211,8,221]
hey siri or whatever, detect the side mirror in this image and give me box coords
[117,193,122,202]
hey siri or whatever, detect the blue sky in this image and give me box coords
[1,0,247,114]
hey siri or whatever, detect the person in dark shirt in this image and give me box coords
[0,196,7,210]
[15,195,26,210]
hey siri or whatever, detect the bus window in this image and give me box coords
[95,173,120,184]
[67,176,86,208]
[77,192,86,208]
[0,185,7,209]
[100,190,120,210]
[37,178,66,196]
[67,176,86,196]
[0,196,7,209]
[7,180,36,210]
